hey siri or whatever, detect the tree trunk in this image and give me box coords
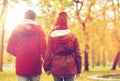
[0,0,8,71]
[83,26,89,71]
[112,52,120,70]
[101,46,106,67]
[97,53,100,66]
[84,44,89,71]
[74,0,94,71]
[92,42,95,68]
[103,51,106,67]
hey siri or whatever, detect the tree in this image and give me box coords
[111,0,120,70]
[74,0,95,71]
[0,0,8,71]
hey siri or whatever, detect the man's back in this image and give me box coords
[7,10,46,81]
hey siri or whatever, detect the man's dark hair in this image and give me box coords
[24,10,36,20]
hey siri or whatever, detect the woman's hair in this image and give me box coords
[24,10,36,20]
[55,12,68,30]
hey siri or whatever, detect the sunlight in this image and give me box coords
[30,0,39,5]
[5,3,27,33]
[5,10,24,33]
[5,1,40,33]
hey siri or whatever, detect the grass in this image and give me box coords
[0,66,120,81]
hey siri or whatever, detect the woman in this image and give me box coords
[44,12,82,81]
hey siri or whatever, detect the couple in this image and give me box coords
[7,10,82,81]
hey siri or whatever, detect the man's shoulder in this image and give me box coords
[22,19,38,25]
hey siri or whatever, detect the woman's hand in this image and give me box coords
[46,71,51,75]
[76,73,80,77]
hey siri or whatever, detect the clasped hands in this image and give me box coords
[46,71,80,77]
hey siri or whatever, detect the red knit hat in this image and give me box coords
[55,12,68,30]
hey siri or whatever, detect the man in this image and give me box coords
[7,10,46,81]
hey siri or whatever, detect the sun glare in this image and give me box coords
[5,10,24,33]
[30,0,39,5]
[5,2,28,33]
[5,1,40,34]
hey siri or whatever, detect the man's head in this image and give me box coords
[24,10,36,20]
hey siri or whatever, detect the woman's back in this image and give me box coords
[49,29,79,78]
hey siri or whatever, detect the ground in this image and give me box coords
[0,66,120,81]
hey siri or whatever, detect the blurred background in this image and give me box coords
[0,0,120,72]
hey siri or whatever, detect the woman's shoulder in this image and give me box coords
[50,29,71,37]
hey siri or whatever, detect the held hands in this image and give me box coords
[76,73,80,77]
[46,71,51,75]
[46,71,80,77]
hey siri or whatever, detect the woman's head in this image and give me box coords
[24,10,36,20]
[55,12,68,30]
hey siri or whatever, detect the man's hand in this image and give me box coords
[76,73,80,77]
[46,71,51,75]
